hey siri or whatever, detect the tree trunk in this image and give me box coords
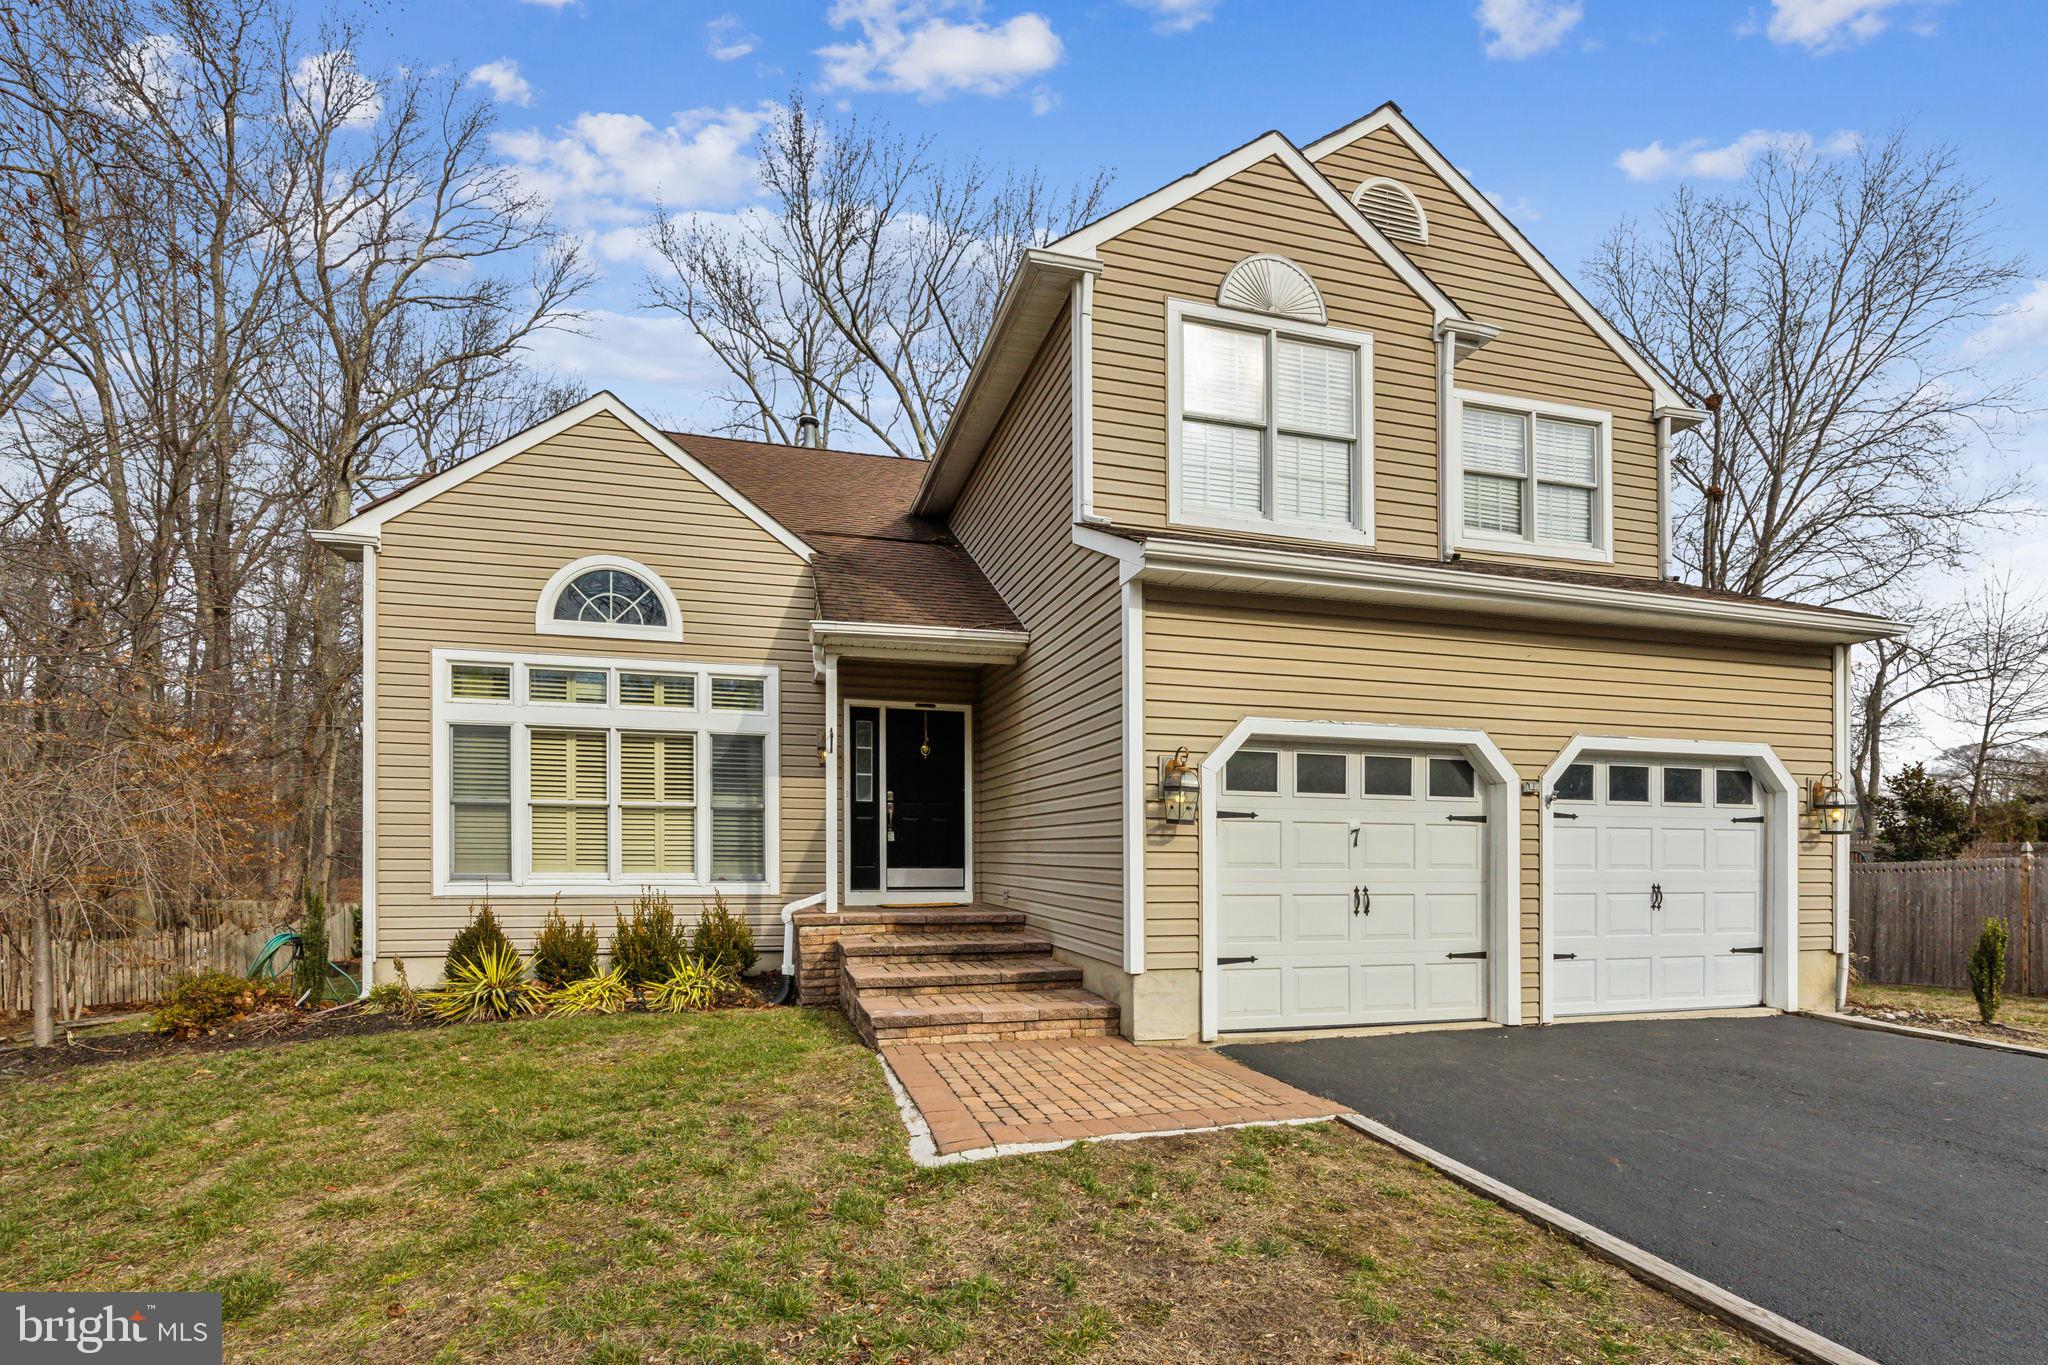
[31,893,54,1048]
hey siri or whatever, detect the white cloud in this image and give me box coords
[467,59,532,107]
[1615,127,1860,181]
[818,0,1063,100]
[1484,189,1541,222]
[1747,0,1941,52]
[1126,0,1219,33]
[518,0,578,8]
[706,14,759,61]
[495,103,773,228]
[293,50,380,129]
[1476,0,1583,59]
[522,311,724,389]
[1967,280,2048,359]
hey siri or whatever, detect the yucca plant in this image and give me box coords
[546,965,635,1017]
[644,957,741,1014]
[428,943,545,1023]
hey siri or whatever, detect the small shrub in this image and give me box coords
[363,981,417,1017]
[547,965,635,1016]
[446,899,513,976]
[1968,917,2010,1024]
[532,901,599,987]
[689,891,758,975]
[645,957,743,1013]
[294,886,329,1002]
[152,972,295,1037]
[612,889,687,985]
[427,943,545,1023]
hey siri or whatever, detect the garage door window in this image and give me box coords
[1607,765,1650,803]
[1554,762,1594,802]
[1428,757,1476,799]
[1295,752,1348,796]
[1363,754,1412,796]
[1662,766,1703,804]
[1226,750,1279,793]
[1716,769,1756,806]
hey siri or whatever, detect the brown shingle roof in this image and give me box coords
[667,431,1022,632]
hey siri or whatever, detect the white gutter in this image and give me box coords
[809,620,1030,665]
[779,892,826,981]
[1128,536,1904,646]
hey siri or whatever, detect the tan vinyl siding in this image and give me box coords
[1140,590,1837,1017]
[373,410,822,965]
[839,662,979,707]
[950,306,1128,965]
[1314,129,1662,578]
[1089,155,1444,558]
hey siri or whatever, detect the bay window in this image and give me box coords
[435,650,776,894]
[1453,390,1612,561]
[1170,300,1372,543]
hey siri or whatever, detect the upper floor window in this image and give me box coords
[1168,298,1373,545]
[536,555,683,642]
[1452,390,1612,563]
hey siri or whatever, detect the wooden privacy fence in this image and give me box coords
[0,904,357,1018]
[1851,847,2045,996]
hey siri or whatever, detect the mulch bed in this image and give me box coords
[0,1004,429,1080]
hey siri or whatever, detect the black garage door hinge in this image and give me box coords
[1731,815,1766,824]
[1552,952,1578,960]
[1732,946,1765,955]
[1446,950,1488,960]
[1446,814,1488,823]
[1217,955,1258,965]
[1217,810,1260,821]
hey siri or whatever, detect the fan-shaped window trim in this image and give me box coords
[1216,254,1327,324]
[1351,177,1428,245]
[537,556,683,642]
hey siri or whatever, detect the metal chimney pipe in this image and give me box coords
[794,413,820,448]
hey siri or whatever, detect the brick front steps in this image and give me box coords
[790,905,1121,1047]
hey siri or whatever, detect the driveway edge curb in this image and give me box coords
[1815,1008,2048,1058]
[1336,1113,1877,1365]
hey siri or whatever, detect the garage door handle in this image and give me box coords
[1218,955,1258,965]
[1446,950,1488,960]
[1731,815,1766,824]
[1217,810,1259,820]
[1732,946,1764,955]
[1552,952,1578,961]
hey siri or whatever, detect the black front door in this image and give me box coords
[881,707,965,890]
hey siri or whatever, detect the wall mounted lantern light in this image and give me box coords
[1809,772,1854,836]
[1159,747,1201,825]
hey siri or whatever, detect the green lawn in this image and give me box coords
[0,1009,1775,1362]
[1846,980,2048,1046]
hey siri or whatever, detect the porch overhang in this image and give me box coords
[811,620,1030,672]
[1092,532,1903,646]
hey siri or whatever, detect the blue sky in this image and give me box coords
[358,1,2046,741]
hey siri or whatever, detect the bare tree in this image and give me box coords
[1940,574,2048,819]
[1587,130,2031,604]
[643,91,1111,456]
[262,34,591,901]
[1851,600,1992,831]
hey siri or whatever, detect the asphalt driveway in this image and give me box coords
[1226,1015,2048,1365]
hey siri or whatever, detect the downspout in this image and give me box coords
[1655,414,1674,580]
[777,653,839,1004]
[1071,271,1101,524]
[1436,328,1456,560]
[1833,642,1851,1011]
[358,544,377,996]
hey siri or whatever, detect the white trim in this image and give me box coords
[809,621,1029,666]
[1450,388,1615,566]
[1351,176,1428,245]
[1070,271,1099,523]
[824,652,840,916]
[1072,524,1146,581]
[1217,253,1327,324]
[330,392,814,563]
[428,647,780,899]
[535,555,685,643]
[840,699,975,907]
[1197,718,1521,1041]
[359,546,377,993]
[1124,534,1904,645]
[1303,108,1692,415]
[1536,737,1799,1023]
[1052,131,1464,325]
[1121,580,1146,975]
[1166,298,1375,548]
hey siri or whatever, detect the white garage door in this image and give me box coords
[1550,758,1767,1016]
[1216,744,1490,1030]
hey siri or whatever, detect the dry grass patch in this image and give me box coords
[0,1009,1778,1362]
[1845,980,2048,1047]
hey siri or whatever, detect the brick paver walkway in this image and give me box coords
[883,1036,1345,1155]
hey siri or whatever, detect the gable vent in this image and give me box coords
[1216,254,1326,324]
[1352,177,1428,245]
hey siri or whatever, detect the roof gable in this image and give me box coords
[322,392,813,561]
[1304,106,1697,418]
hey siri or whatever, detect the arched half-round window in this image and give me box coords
[537,556,683,642]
